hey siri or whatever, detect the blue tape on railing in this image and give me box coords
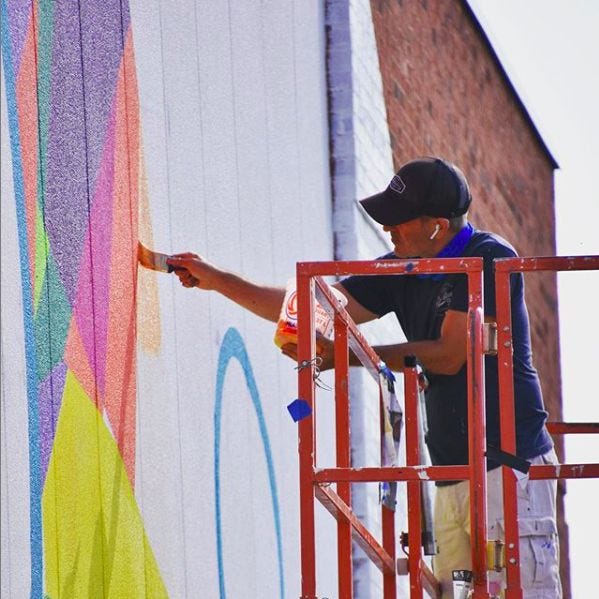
[378,362,396,382]
[287,399,312,422]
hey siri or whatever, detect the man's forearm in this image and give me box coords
[212,270,285,323]
[168,253,286,323]
[349,339,464,375]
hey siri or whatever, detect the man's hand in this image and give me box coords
[280,334,335,371]
[167,253,218,290]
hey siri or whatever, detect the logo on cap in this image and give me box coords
[389,174,406,194]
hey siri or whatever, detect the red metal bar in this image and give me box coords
[546,422,599,435]
[466,269,490,598]
[334,314,352,599]
[529,463,599,479]
[382,506,396,599]
[297,270,317,598]
[495,268,523,598]
[494,255,599,598]
[297,257,485,278]
[494,255,599,273]
[295,255,598,597]
[314,465,470,483]
[420,559,442,598]
[379,386,397,598]
[315,484,395,574]
[405,364,424,599]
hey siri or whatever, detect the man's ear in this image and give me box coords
[439,218,450,232]
[429,223,441,240]
[429,218,449,240]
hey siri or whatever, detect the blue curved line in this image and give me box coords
[1,3,43,596]
[214,328,285,599]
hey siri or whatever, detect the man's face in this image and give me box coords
[383,217,435,258]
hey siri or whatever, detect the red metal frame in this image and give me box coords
[296,254,599,598]
[296,257,487,598]
[495,255,599,599]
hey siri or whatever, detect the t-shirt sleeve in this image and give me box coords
[449,243,517,316]
[339,253,401,317]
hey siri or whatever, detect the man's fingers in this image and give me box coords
[167,256,190,269]
[281,344,298,361]
[171,266,199,288]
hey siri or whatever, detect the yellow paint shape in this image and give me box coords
[43,371,168,598]
[137,144,163,356]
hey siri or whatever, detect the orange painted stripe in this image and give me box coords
[15,10,39,293]
[104,30,140,485]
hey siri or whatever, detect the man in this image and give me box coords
[168,157,561,598]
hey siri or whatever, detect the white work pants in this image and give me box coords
[432,450,562,598]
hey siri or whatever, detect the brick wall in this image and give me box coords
[369,0,569,594]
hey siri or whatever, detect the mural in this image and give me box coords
[1,0,292,595]
[1,0,166,595]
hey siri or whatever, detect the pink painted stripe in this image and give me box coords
[73,99,117,399]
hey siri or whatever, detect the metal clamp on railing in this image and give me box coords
[483,322,498,355]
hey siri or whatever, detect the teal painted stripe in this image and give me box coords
[1,1,43,596]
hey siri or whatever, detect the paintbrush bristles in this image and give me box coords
[138,242,172,273]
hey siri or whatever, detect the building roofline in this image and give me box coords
[463,1,559,169]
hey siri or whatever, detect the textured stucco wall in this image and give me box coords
[1,1,337,597]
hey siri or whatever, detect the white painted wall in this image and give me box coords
[1,61,32,599]
[129,1,337,597]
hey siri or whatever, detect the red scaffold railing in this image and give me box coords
[296,257,487,599]
[295,253,599,599]
[494,255,599,599]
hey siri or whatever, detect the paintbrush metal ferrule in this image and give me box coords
[138,242,173,273]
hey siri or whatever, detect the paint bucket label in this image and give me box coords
[452,569,473,599]
[274,279,347,349]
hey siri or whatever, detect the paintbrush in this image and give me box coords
[138,242,174,273]
[137,242,200,286]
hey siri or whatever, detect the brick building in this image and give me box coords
[368,0,569,593]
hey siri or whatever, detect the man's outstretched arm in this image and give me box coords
[167,253,285,323]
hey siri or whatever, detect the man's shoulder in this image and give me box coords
[466,229,518,260]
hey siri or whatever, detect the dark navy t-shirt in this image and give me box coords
[340,229,553,472]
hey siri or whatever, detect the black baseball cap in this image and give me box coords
[359,157,472,226]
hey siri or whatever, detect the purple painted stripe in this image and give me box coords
[44,0,91,305]
[39,361,67,482]
[6,0,32,71]
[79,0,130,195]
[44,0,128,304]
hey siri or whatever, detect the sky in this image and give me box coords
[467,1,599,595]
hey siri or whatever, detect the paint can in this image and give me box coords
[452,569,473,599]
[274,279,347,349]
